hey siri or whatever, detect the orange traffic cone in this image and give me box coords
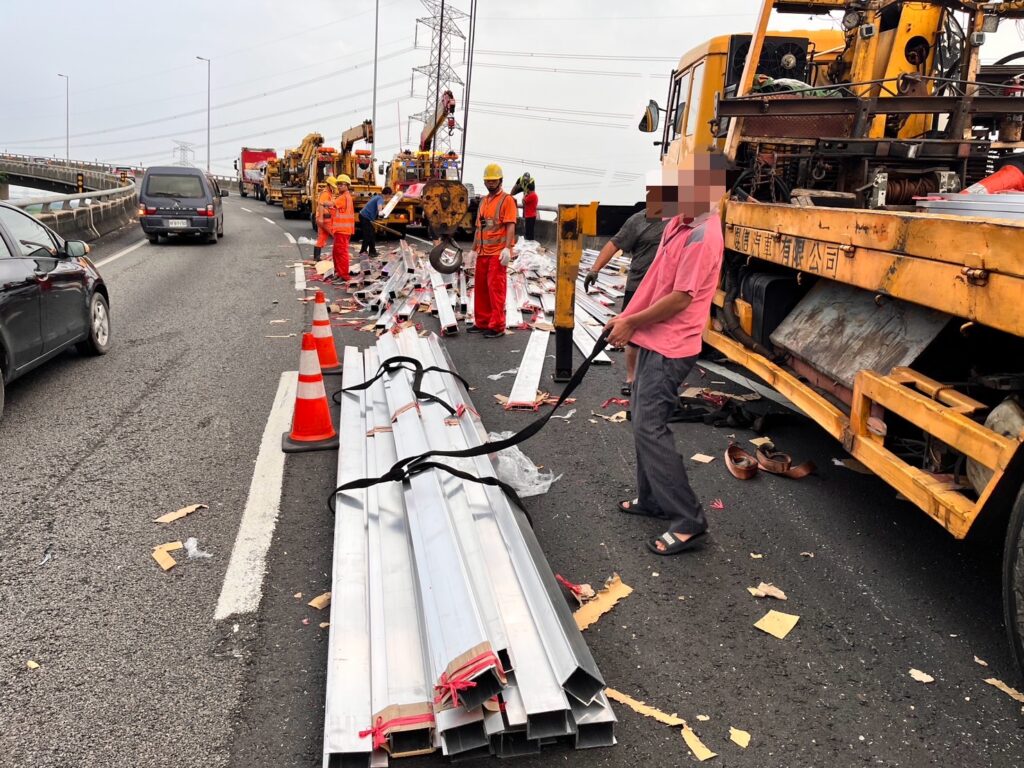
[962,161,1024,194]
[312,290,343,375]
[282,332,339,453]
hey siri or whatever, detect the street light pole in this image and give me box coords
[371,0,379,165]
[196,56,211,171]
[57,73,69,162]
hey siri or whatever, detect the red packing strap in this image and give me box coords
[555,573,584,597]
[359,713,436,751]
[434,651,506,708]
[456,403,480,418]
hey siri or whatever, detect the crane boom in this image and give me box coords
[340,120,373,154]
[419,90,457,152]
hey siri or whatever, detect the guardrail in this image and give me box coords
[9,185,136,212]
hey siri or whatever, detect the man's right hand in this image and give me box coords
[583,271,598,293]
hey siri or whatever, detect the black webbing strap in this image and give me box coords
[331,355,469,416]
[327,330,611,516]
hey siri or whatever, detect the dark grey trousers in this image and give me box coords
[631,346,707,534]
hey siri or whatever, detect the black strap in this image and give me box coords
[327,329,610,516]
[330,355,469,416]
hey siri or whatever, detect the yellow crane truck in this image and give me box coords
[640,0,1024,673]
[280,132,324,219]
[263,157,283,206]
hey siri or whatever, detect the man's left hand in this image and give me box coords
[500,247,512,266]
[604,315,635,347]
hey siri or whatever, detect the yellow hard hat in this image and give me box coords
[325,175,338,187]
[336,174,352,184]
[483,163,503,181]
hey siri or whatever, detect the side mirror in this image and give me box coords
[65,240,89,258]
[233,160,238,170]
[379,163,386,175]
[638,99,661,133]
[220,190,229,197]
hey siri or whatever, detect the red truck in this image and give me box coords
[234,147,277,200]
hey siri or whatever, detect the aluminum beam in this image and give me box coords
[428,267,459,334]
[506,329,551,409]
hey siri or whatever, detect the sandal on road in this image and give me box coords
[620,381,632,397]
[647,530,707,556]
[618,498,664,518]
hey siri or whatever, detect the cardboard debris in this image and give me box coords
[750,436,774,447]
[153,503,207,524]
[748,582,787,601]
[314,259,334,276]
[691,453,716,464]
[591,410,628,423]
[682,726,717,761]
[800,552,814,558]
[729,727,751,748]
[696,714,710,722]
[531,321,554,332]
[909,668,935,684]
[750,553,764,559]
[319,622,331,629]
[152,541,184,571]
[604,688,686,727]
[26,660,40,670]
[974,656,988,667]
[984,677,1024,703]
[754,609,800,639]
[308,592,332,610]
[293,592,303,599]
[574,574,634,631]
[269,318,289,324]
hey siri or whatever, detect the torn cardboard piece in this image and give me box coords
[574,574,634,631]
[691,453,716,464]
[909,668,935,684]
[984,677,1024,703]
[682,726,717,761]
[754,609,800,639]
[26,660,40,670]
[153,503,207,524]
[750,436,774,447]
[747,582,787,601]
[729,727,751,748]
[315,259,335,276]
[604,688,686,727]
[152,541,184,571]
[591,410,628,423]
[308,592,332,610]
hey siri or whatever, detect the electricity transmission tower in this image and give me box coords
[407,0,467,152]
[172,140,196,167]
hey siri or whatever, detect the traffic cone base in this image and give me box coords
[312,290,343,375]
[283,332,339,454]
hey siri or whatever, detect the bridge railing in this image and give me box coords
[7,185,136,212]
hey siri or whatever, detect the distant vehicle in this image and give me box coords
[0,200,110,420]
[235,147,277,200]
[112,166,136,182]
[137,166,227,244]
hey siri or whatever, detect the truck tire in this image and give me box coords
[1002,484,1024,678]
[240,188,248,198]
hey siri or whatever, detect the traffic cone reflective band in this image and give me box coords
[963,162,1024,194]
[312,290,343,375]
[282,332,339,453]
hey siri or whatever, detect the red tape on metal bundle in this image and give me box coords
[433,651,507,708]
[358,713,436,751]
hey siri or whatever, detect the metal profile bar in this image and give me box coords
[365,352,435,758]
[506,329,551,409]
[571,310,611,366]
[569,691,617,749]
[541,292,556,314]
[376,333,504,713]
[505,275,524,329]
[421,333,607,706]
[428,267,459,334]
[436,706,489,756]
[323,347,371,768]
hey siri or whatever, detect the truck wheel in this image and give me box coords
[1002,484,1024,678]
[76,293,111,356]
[240,189,248,198]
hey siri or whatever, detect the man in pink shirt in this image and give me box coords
[604,153,727,556]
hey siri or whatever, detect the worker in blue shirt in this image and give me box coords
[359,186,392,257]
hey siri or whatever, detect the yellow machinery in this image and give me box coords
[306,145,340,229]
[281,132,324,219]
[263,157,283,206]
[335,119,411,230]
[639,0,1024,672]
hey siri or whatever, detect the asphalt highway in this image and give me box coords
[2,195,1022,767]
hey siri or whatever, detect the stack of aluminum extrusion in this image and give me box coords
[323,327,616,766]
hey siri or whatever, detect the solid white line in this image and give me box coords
[284,232,296,244]
[240,206,253,213]
[294,264,307,291]
[262,216,275,225]
[214,371,298,621]
[94,238,147,268]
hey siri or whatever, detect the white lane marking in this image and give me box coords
[284,232,296,244]
[262,216,275,225]
[94,238,147,268]
[240,206,253,213]
[214,371,298,621]
[294,264,307,291]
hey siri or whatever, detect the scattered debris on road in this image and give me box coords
[152,541,184,571]
[604,688,686,727]
[754,609,800,639]
[319,622,330,629]
[748,582,787,600]
[153,503,207,524]
[909,669,935,684]
[984,677,1024,703]
[26,660,40,670]
[730,726,751,748]
[550,408,576,420]
[974,656,988,667]
[682,725,717,761]
[574,574,633,631]
[487,367,518,381]
[750,553,764,559]
[710,498,725,510]
[800,551,815,558]
[308,592,331,610]
[592,410,628,423]
[37,544,53,566]
[691,453,716,463]
[601,397,630,409]
[184,537,212,560]
[750,436,773,447]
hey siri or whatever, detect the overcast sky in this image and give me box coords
[3,0,1023,205]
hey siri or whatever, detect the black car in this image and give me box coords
[0,201,110,419]
[137,166,227,244]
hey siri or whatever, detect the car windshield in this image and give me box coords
[146,174,204,198]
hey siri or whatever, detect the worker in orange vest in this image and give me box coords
[331,174,356,282]
[313,176,339,260]
[467,163,518,338]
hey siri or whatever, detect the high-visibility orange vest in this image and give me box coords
[316,187,335,225]
[475,192,516,256]
[332,191,356,235]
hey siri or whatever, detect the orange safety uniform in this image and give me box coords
[473,191,518,332]
[331,189,356,280]
[315,186,336,251]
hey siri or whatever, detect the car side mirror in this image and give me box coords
[220,190,229,197]
[638,99,661,133]
[65,240,89,258]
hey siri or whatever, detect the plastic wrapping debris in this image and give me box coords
[488,431,561,497]
[297,236,316,245]
[184,537,212,560]
[487,368,518,381]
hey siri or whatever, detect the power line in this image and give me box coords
[472,101,632,119]
[475,151,642,181]
[472,62,669,78]
[474,48,678,62]
[473,108,629,129]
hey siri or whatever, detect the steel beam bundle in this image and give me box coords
[323,329,615,764]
